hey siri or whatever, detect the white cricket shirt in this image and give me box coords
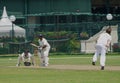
[38,38,50,48]
[97,33,112,46]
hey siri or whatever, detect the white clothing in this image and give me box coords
[93,44,106,66]
[38,38,50,66]
[21,52,33,62]
[93,32,112,66]
[97,33,112,46]
[16,52,34,66]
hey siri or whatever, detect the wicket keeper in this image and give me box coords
[16,50,35,66]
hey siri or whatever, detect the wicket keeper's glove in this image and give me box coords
[24,62,31,66]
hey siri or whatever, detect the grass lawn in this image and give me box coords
[0,53,120,83]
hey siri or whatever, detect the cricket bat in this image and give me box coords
[30,43,39,48]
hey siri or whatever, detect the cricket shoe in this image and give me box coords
[92,62,95,65]
[16,64,20,67]
[101,66,104,70]
[44,64,48,67]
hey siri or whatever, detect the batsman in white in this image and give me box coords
[16,50,35,66]
[92,27,112,70]
[37,34,51,67]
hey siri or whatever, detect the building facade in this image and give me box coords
[0,0,120,41]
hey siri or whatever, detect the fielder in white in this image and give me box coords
[92,27,112,70]
[16,50,35,66]
[37,34,51,67]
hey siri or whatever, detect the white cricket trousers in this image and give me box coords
[38,47,50,66]
[93,44,107,66]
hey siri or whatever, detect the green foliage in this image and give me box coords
[67,33,80,53]
[0,37,26,54]
[36,31,70,40]
[80,31,89,39]
[0,37,25,42]
[33,31,80,53]
[80,32,88,36]
[0,47,9,54]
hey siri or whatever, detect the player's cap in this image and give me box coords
[38,34,43,37]
[24,50,29,53]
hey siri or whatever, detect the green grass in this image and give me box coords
[0,54,120,83]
